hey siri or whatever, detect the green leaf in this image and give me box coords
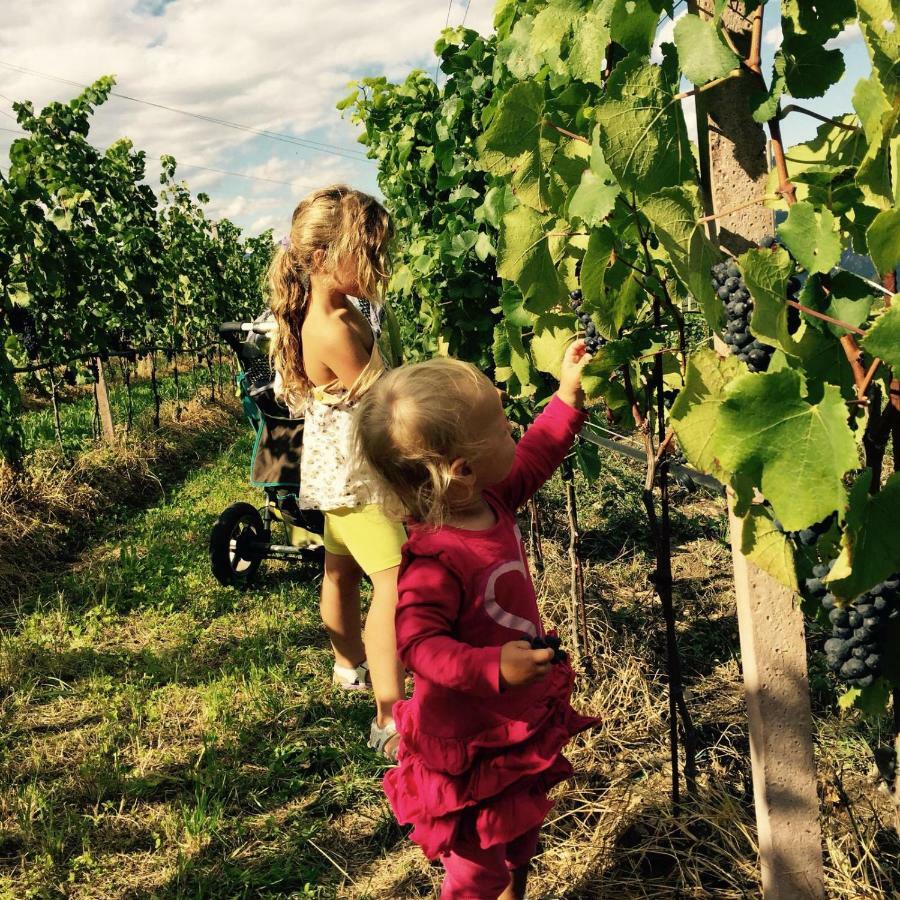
[531,314,574,378]
[642,185,721,328]
[861,304,900,371]
[477,80,545,175]
[712,368,858,531]
[673,14,739,86]
[574,440,602,483]
[567,169,619,227]
[567,6,610,86]
[827,472,900,601]
[608,0,660,55]
[857,0,900,95]
[738,248,798,355]
[853,73,896,209]
[740,506,799,592]
[670,348,743,481]
[752,52,787,123]
[474,231,495,262]
[776,201,841,274]
[865,208,900,276]
[580,227,615,305]
[496,205,565,312]
[594,55,694,198]
[782,34,845,100]
[500,287,537,328]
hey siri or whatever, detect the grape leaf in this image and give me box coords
[496,204,565,312]
[857,0,900,95]
[594,55,694,198]
[776,201,842,274]
[642,185,721,328]
[531,313,574,378]
[737,247,799,355]
[712,368,858,531]
[673,15,739,86]
[861,303,900,371]
[752,52,787,123]
[865,208,900,276]
[853,73,896,209]
[782,33,845,100]
[827,472,900,601]
[670,348,743,482]
[567,170,620,227]
[581,226,615,304]
[529,0,581,72]
[567,6,610,86]
[607,0,661,55]
[477,80,546,175]
[740,506,799,592]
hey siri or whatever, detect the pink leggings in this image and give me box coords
[439,826,541,899]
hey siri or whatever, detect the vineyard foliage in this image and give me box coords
[0,77,274,466]
[346,0,900,710]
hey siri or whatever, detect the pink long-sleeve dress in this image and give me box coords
[384,395,600,861]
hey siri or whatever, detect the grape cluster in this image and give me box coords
[710,260,774,372]
[569,290,601,354]
[807,562,900,688]
[529,633,567,664]
[775,513,836,548]
[7,306,41,359]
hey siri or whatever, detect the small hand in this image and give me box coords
[557,339,593,409]
[499,640,554,690]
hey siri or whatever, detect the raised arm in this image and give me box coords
[491,340,592,510]
[396,557,502,697]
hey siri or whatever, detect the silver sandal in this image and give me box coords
[332,661,371,690]
[368,718,399,760]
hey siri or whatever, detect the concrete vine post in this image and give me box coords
[689,2,825,897]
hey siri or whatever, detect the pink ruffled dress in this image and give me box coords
[385,396,600,861]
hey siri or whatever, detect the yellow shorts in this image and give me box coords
[323,504,406,575]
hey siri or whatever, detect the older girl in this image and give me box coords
[269,185,404,758]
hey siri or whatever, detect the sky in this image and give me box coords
[0,1,872,240]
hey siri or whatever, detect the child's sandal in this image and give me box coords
[368,718,399,761]
[332,660,371,691]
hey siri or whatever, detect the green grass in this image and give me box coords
[18,358,232,455]
[0,431,401,898]
[0,434,896,898]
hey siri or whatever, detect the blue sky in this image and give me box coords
[0,1,871,239]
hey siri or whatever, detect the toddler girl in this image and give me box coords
[354,344,600,899]
[269,185,405,758]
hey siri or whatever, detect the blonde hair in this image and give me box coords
[268,185,393,409]
[354,358,497,527]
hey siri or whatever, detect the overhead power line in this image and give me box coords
[0,124,296,187]
[0,59,371,164]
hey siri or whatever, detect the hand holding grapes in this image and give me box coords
[557,339,592,410]
[499,640,555,690]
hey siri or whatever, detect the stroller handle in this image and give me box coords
[219,321,277,337]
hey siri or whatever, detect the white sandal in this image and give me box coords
[332,660,371,691]
[368,718,399,760]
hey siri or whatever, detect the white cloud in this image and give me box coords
[0,0,496,234]
[825,22,863,49]
[764,24,783,47]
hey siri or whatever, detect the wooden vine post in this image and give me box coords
[94,357,116,444]
[690,2,825,897]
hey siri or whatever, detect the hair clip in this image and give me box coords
[280,236,291,251]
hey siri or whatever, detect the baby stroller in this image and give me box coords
[210,316,325,587]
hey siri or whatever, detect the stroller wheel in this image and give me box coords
[210,502,266,587]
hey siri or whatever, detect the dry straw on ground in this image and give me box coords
[0,398,243,609]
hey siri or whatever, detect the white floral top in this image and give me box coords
[296,342,386,511]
